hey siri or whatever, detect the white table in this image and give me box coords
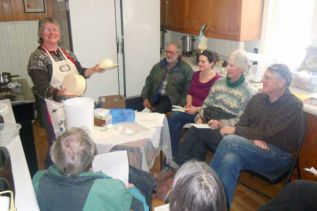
[1,100,39,211]
[91,112,172,172]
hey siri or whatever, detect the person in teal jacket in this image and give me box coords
[32,128,149,211]
[141,42,193,113]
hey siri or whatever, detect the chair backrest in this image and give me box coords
[245,114,307,185]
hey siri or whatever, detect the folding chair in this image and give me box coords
[240,116,307,199]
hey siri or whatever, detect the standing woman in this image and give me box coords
[27,17,104,166]
[168,50,221,156]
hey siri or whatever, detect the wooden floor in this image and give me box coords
[32,120,283,211]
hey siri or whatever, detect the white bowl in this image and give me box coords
[99,58,118,69]
[0,123,21,146]
[61,73,86,96]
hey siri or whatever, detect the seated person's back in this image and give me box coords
[32,128,139,211]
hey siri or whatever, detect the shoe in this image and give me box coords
[154,164,176,183]
[154,178,173,202]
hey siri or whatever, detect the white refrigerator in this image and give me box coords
[68,0,160,99]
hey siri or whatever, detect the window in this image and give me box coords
[260,0,316,70]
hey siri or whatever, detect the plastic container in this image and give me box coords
[105,113,112,128]
[63,97,95,131]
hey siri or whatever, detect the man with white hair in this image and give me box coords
[141,42,193,113]
[210,64,305,207]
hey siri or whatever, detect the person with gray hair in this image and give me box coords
[156,49,254,182]
[28,17,105,167]
[210,63,305,207]
[169,160,227,211]
[32,128,153,211]
[141,42,193,113]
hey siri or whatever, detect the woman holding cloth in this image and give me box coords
[27,17,104,166]
[168,50,221,156]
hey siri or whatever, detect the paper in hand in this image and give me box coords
[93,150,129,185]
[304,166,317,176]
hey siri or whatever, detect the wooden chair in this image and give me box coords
[240,117,307,199]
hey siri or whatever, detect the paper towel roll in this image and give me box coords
[63,97,94,131]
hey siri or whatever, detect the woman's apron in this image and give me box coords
[42,46,81,138]
[42,46,79,88]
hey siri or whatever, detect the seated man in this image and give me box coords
[170,160,227,211]
[210,64,305,207]
[141,42,193,113]
[259,180,317,211]
[33,128,154,211]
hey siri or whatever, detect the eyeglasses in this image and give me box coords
[165,50,177,55]
[43,28,59,33]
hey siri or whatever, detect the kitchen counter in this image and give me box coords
[0,99,39,211]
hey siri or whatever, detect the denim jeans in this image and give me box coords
[167,111,195,156]
[210,135,292,206]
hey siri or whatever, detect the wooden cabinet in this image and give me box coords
[183,0,211,34]
[161,0,264,41]
[299,113,317,180]
[162,0,186,31]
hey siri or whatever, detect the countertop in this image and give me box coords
[0,99,39,210]
[12,78,35,105]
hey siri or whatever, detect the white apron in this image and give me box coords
[43,46,79,88]
[43,46,80,136]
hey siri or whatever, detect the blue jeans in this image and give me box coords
[210,135,291,206]
[167,111,195,156]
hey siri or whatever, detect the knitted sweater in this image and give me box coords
[199,78,254,126]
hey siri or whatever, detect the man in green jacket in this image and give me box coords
[141,42,193,113]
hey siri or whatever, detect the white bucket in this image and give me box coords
[63,97,94,131]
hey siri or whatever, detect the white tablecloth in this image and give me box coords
[1,100,39,211]
[91,113,172,172]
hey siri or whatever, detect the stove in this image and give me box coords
[0,79,34,105]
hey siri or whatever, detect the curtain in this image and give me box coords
[259,0,316,70]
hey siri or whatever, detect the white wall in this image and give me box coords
[0,21,38,86]
[68,0,119,100]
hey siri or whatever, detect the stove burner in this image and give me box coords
[0,95,16,101]
[0,87,10,92]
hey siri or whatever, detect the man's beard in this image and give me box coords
[166,57,177,64]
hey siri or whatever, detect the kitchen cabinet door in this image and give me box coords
[161,0,167,27]
[161,0,263,41]
[165,0,186,30]
[207,0,241,39]
[184,0,211,34]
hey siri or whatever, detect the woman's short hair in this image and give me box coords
[200,50,219,67]
[38,17,61,44]
[228,49,250,73]
[50,128,96,177]
[169,160,227,211]
[267,63,292,87]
